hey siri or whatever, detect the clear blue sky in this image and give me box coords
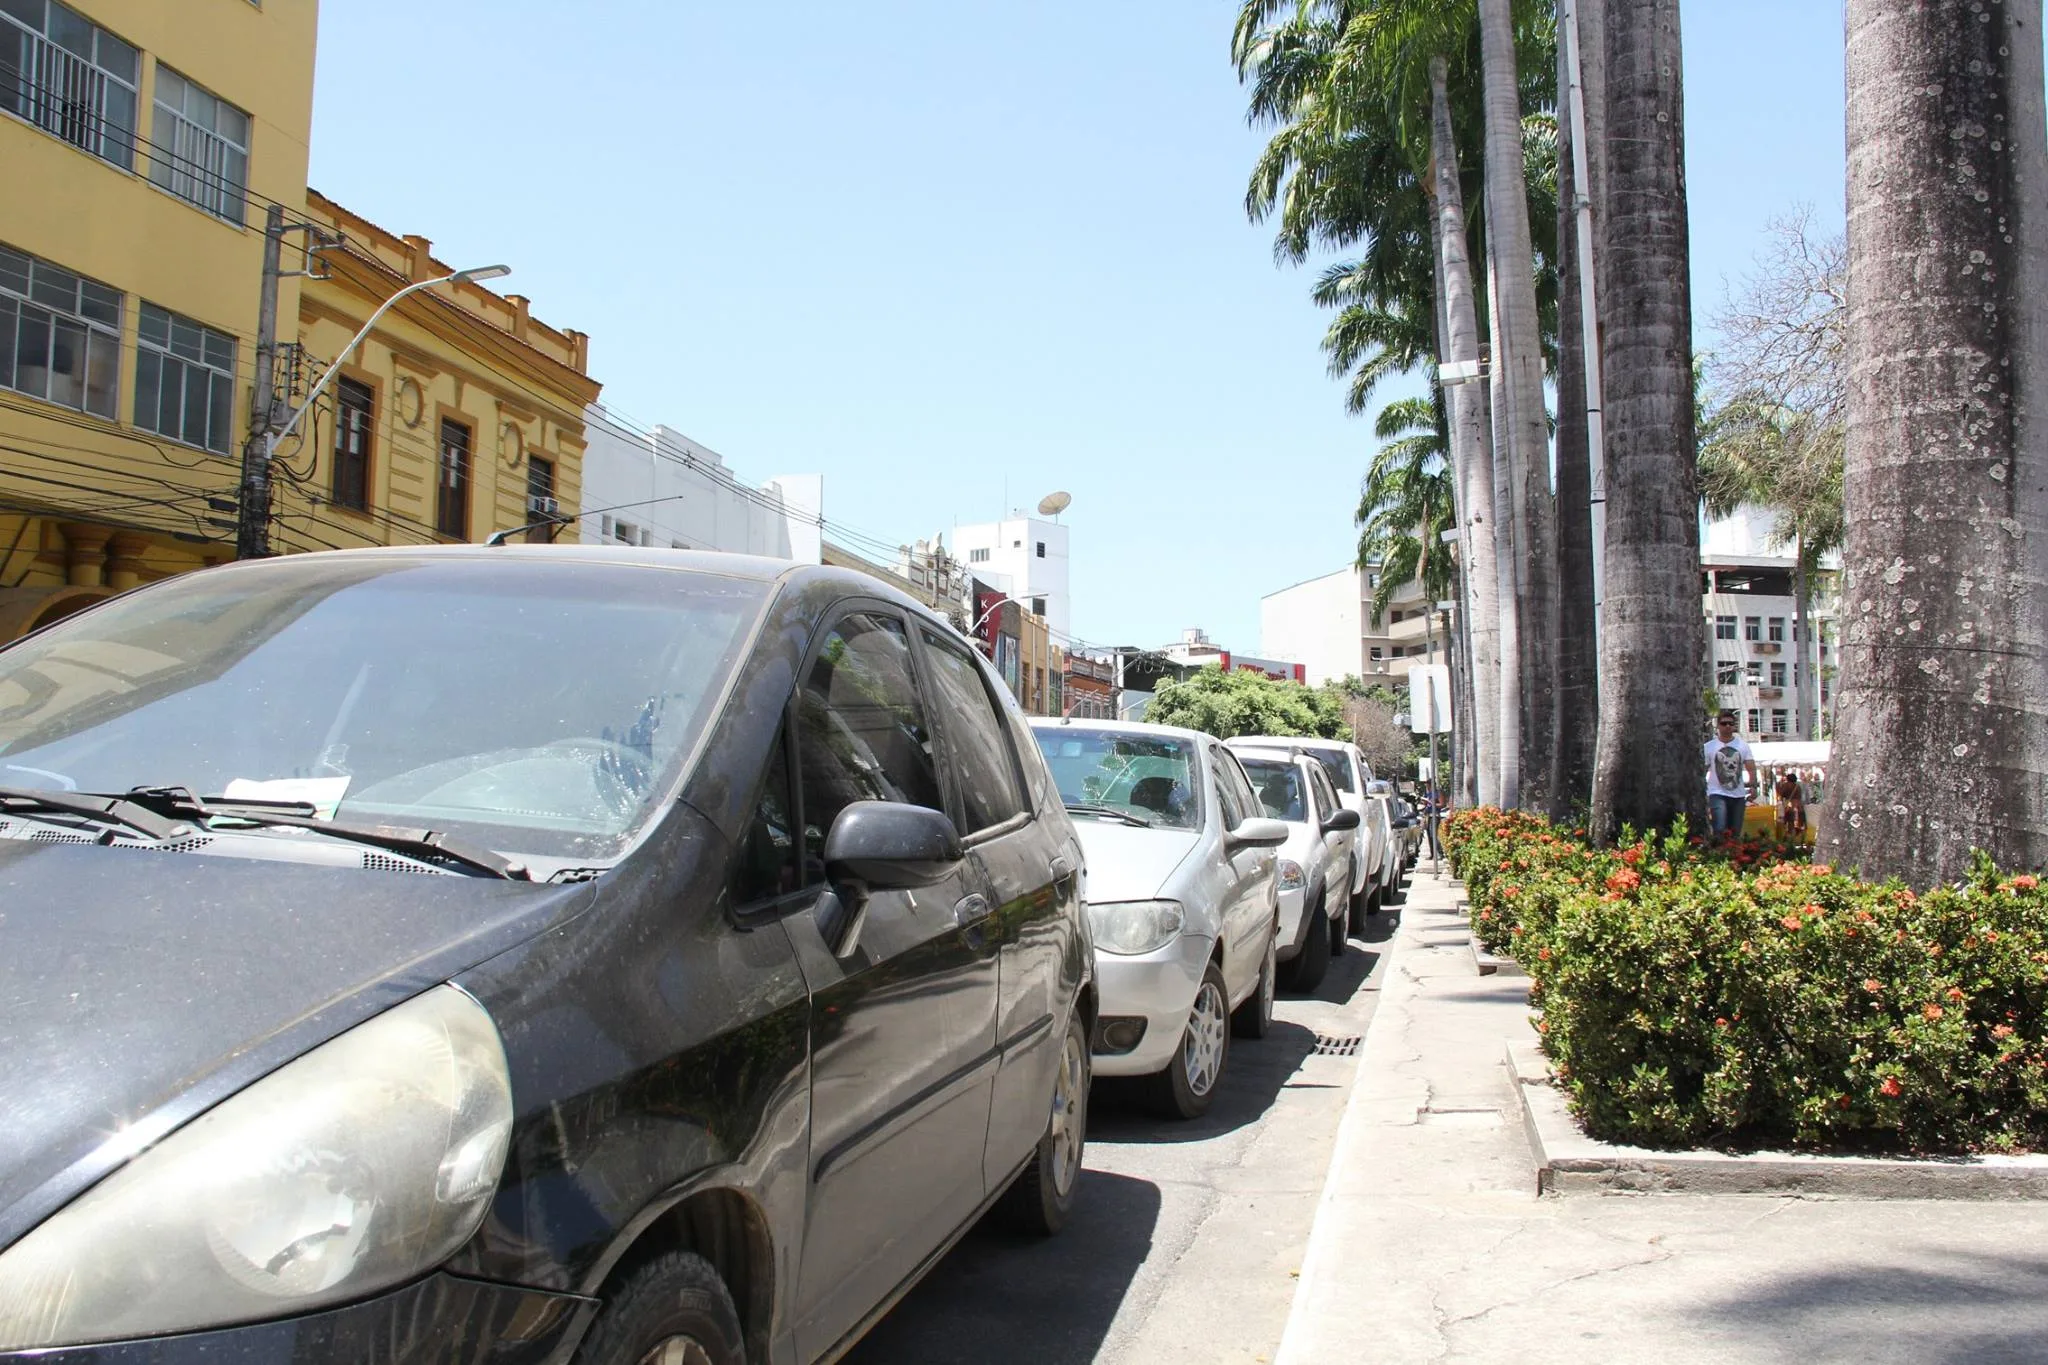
[307,0,1845,654]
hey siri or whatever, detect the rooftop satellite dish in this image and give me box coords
[1038,491,1072,518]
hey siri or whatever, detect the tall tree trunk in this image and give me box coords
[1480,0,1561,815]
[1485,248,1524,808]
[1793,536,1813,741]
[1824,0,2048,884]
[1432,57,1506,808]
[1552,0,1600,820]
[1588,0,1707,841]
[1454,597,1479,805]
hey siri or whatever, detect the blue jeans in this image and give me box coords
[1708,794,1746,837]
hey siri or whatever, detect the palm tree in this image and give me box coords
[1355,393,1457,616]
[1587,0,1706,841]
[1825,0,2048,883]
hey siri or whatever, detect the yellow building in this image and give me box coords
[0,0,317,638]
[281,192,596,558]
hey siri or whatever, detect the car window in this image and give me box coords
[1033,727,1201,830]
[1236,757,1305,822]
[732,724,799,906]
[1307,761,1341,820]
[794,612,944,885]
[1307,747,1355,794]
[920,628,1027,835]
[1208,747,1254,829]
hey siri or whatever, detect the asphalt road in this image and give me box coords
[845,896,1402,1365]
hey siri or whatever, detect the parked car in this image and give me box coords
[1256,737,1398,930]
[1390,789,1427,868]
[1227,745,1362,991]
[0,546,1092,1365]
[1030,719,1288,1119]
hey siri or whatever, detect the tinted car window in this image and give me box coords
[0,557,768,860]
[920,629,1026,835]
[794,612,944,881]
[732,725,799,906]
[1209,748,1253,829]
[1034,728,1200,830]
[1237,757,1305,821]
[1307,761,1341,819]
[1307,747,1355,794]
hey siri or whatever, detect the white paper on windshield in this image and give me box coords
[222,777,351,821]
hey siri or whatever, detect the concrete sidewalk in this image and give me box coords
[1276,867,2048,1365]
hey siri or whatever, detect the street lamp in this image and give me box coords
[236,264,512,558]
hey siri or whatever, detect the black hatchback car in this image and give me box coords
[0,547,1093,1364]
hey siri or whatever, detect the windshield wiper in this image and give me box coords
[0,786,191,842]
[1063,802,1155,829]
[119,787,531,881]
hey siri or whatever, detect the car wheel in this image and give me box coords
[573,1251,744,1365]
[1348,877,1372,927]
[1232,929,1277,1039]
[1149,962,1231,1120]
[1283,898,1332,992]
[999,1008,1090,1235]
[1383,873,1408,906]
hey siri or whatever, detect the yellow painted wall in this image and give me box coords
[0,0,318,632]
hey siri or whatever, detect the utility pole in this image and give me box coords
[236,204,286,560]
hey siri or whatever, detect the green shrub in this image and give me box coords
[1445,810,2048,1154]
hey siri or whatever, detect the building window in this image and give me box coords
[1769,662,1787,688]
[1369,646,1384,660]
[148,65,249,223]
[1771,709,1789,734]
[1716,660,1739,687]
[969,547,989,564]
[1714,614,1736,640]
[1746,708,1761,734]
[1745,660,1762,685]
[0,0,138,171]
[135,301,234,453]
[1035,541,1046,558]
[526,454,554,513]
[1743,616,1761,641]
[1031,596,1046,617]
[1768,616,1786,643]
[0,242,120,418]
[436,417,471,539]
[332,376,372,510]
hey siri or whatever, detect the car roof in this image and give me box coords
[1026,716,1214,745]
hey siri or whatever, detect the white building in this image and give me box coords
[1702,505,1839,741]
[952,516,1070,641]
[1260,566,1446,686]
[579,405,823,561]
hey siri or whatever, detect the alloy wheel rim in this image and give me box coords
[1183,982,1227,1096]
[638,1338,713,1365]
[1049,1030,1086,1194]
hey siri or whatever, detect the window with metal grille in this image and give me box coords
[1714,615,1736,640]
[1771,709,1789,734]
[436,417,471,539]
[135,301,234,453]
[1769,662,1787,688]
[332,376,372,510]
[148,65,248,223]
[1743,616,1761,641]
[526,455,554,508]
[969,547,989,564]
[0,241,120,418]
[0,0,138,171]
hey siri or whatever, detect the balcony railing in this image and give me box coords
[2,27,135,171]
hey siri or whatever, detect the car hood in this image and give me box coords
[1069,818,1200,904]
[0,841,591,1251]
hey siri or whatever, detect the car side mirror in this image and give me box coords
[1321,807,1362,833]
[1226,816,1291,851]
[1366,779,1394,797]
[821,801,964,956]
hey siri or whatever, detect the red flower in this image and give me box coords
[1714,1017,1729,1029]
[1537,948,1552,961]
[1994,1024,2016,1039]
[2015,875,2040,891]
[1946,986,1966,1002]
[1863,979,1882,993]
[1923,1003,1945,1021]
[1620,846,1643,866]
[1605,869,1641,895]
[1780,914,1803,931]
[1880,1076,1903,1098]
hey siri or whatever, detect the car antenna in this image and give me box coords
[482,494,690,547]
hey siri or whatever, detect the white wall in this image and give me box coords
[953,516,1071,639]
[580,405,822,562]
[1260,567,1366,685]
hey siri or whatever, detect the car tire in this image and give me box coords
[1149,962,1231,1120]
[1232,928,1277,1039]
[1283,898,1332,992]
[999,1008,1089,1235]
[573,1251,744,1365]
[1348,877,1372,927]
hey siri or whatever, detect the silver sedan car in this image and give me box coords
[1227,745,1362,991]
[1029,719,1287,1119]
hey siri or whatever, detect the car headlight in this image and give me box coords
[1278,859,1306,891]
[1087,899,1186,955]
[0,984,514,1349]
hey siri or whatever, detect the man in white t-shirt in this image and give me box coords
[1703,711,1758,839]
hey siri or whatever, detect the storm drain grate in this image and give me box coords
[1312,1033,1363,1057]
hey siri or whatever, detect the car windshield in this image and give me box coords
[1306,748,1355,793]
[0,556,769,863]
[1236,758,1306,822]
[1033,728,1201,830]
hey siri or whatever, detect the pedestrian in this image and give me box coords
[1703,711,1758,840]
[1774,767,1805,834]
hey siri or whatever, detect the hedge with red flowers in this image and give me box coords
[1445,808,2048,1153]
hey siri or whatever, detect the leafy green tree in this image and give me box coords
[1145,666,1349,741]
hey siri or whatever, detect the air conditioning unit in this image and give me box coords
[1753,641,1781,655]
[1758,687,1784,701]
[528,495,560,519]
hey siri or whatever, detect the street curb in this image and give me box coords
[1468,938,1524,978]
[1508,1040,2048,1199]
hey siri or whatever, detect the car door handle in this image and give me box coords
[953,893,994,949]
[1051,856,1076,894]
